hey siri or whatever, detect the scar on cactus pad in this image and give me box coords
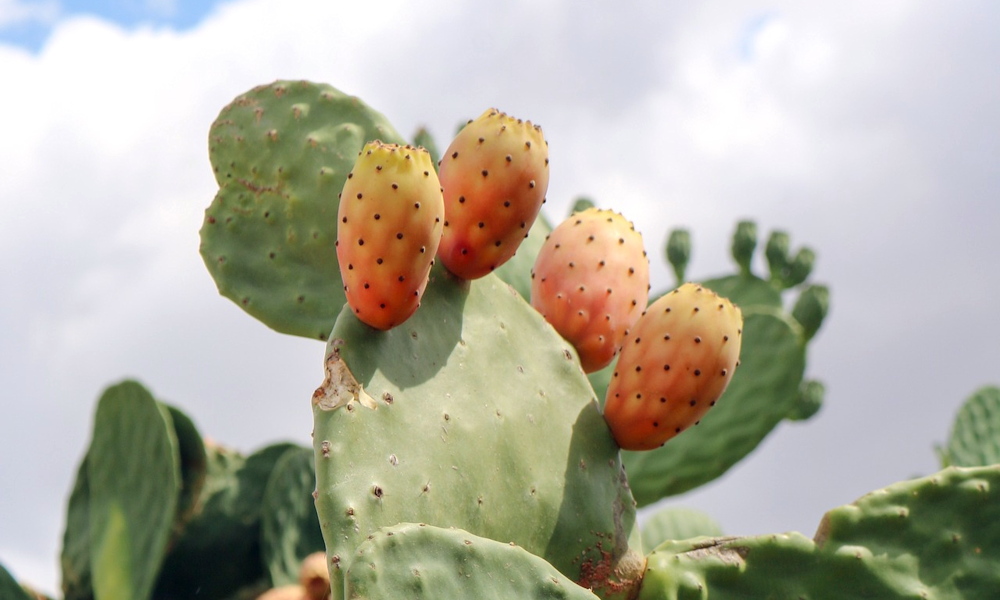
[336,141,445,330]
[530,207,650,373]
[604,283,743,451]
[437,108,549,280]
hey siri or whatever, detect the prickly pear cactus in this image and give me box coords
[200,80,407,340]
[0,563,34,600]
[312,267,644,600]
[590,221,829,503]
[85,381,182,600]
[60,380,326,600]
[940,385,1000,468]
[639,507,723,552]
[637,465,1000,599]
[344,523,601,600]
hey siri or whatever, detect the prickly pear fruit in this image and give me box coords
[530,208,649,373]
[336,141,444,330]
[603,283,743,450]
[436,109,549,279]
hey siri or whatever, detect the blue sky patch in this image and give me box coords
[0,0,226,52]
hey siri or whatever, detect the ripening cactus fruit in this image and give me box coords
[603,283,743,450]
[530,208,649,373]
[436,109,549,279]
[336,141,445,330]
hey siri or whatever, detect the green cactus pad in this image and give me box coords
[638,466,1000,599]
[787,378,825,422]
[792,284,830,343]
[152,442,299,599]
[492,211,552,300]
[344,523,601,600]
[412,127,440,167]
[621,310,805,504]
[313,268,644,600]
[730,221,757,277]
[261,446,326,586]
[665,229,691,287]
[200,80,407,340]
[60,455,93,600]
[697,274,781,312]
[86,380,181,600]
[944,386,1000,467]
[0,563,34,600]
[163,404,208,539]
[639,507,724,552]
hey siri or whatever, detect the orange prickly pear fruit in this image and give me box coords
[336,141,445,330]
[530,208,649,373]
[436,108,549,279]
[603,283,743,450]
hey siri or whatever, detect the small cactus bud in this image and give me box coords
[792,284,829,341]
[731,221,757,276]
[569,196,596,216]
[784,247,816,288]
[787,379,825,421]
[765,231,791,286]
[666,228,691,286]
[412,126,440,166]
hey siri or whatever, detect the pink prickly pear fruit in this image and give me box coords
[436,108,549,280]
[336,141,445,330]
[530,208,649,373]
[603,283,743,451]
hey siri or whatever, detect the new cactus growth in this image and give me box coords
[530,208,650,373]
[665,228,691,286]
[436,109,549,279]
[336,141,445,330]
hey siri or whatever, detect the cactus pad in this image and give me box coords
[639,507,724,552]
[201,80,406,340]
[638,465,1000,598]
[313,268,644,599]
[261,447,326,586]
[345,523,600,600]
[943,386,1000,467]
[86,381,181,600]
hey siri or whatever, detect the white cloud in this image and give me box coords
[2,0,999,594]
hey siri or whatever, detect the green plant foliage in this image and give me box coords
[261,447,326,586]
[152,442,301,599]
[412,127,440,166]
[0,563,34,600]
[638,466,1000,599]
[492,212,552,300]
[640,507,724,552]
[344,523,601,600]
[200,80,407,340]
[86,381,181,600]
[665,229,691,287]
[787,379,825,422]
[163,405,208,540]
[313,267,643,600]
[60,456,93,600]
[942,386,1000,468]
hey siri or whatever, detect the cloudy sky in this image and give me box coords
[2,0,998,594]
